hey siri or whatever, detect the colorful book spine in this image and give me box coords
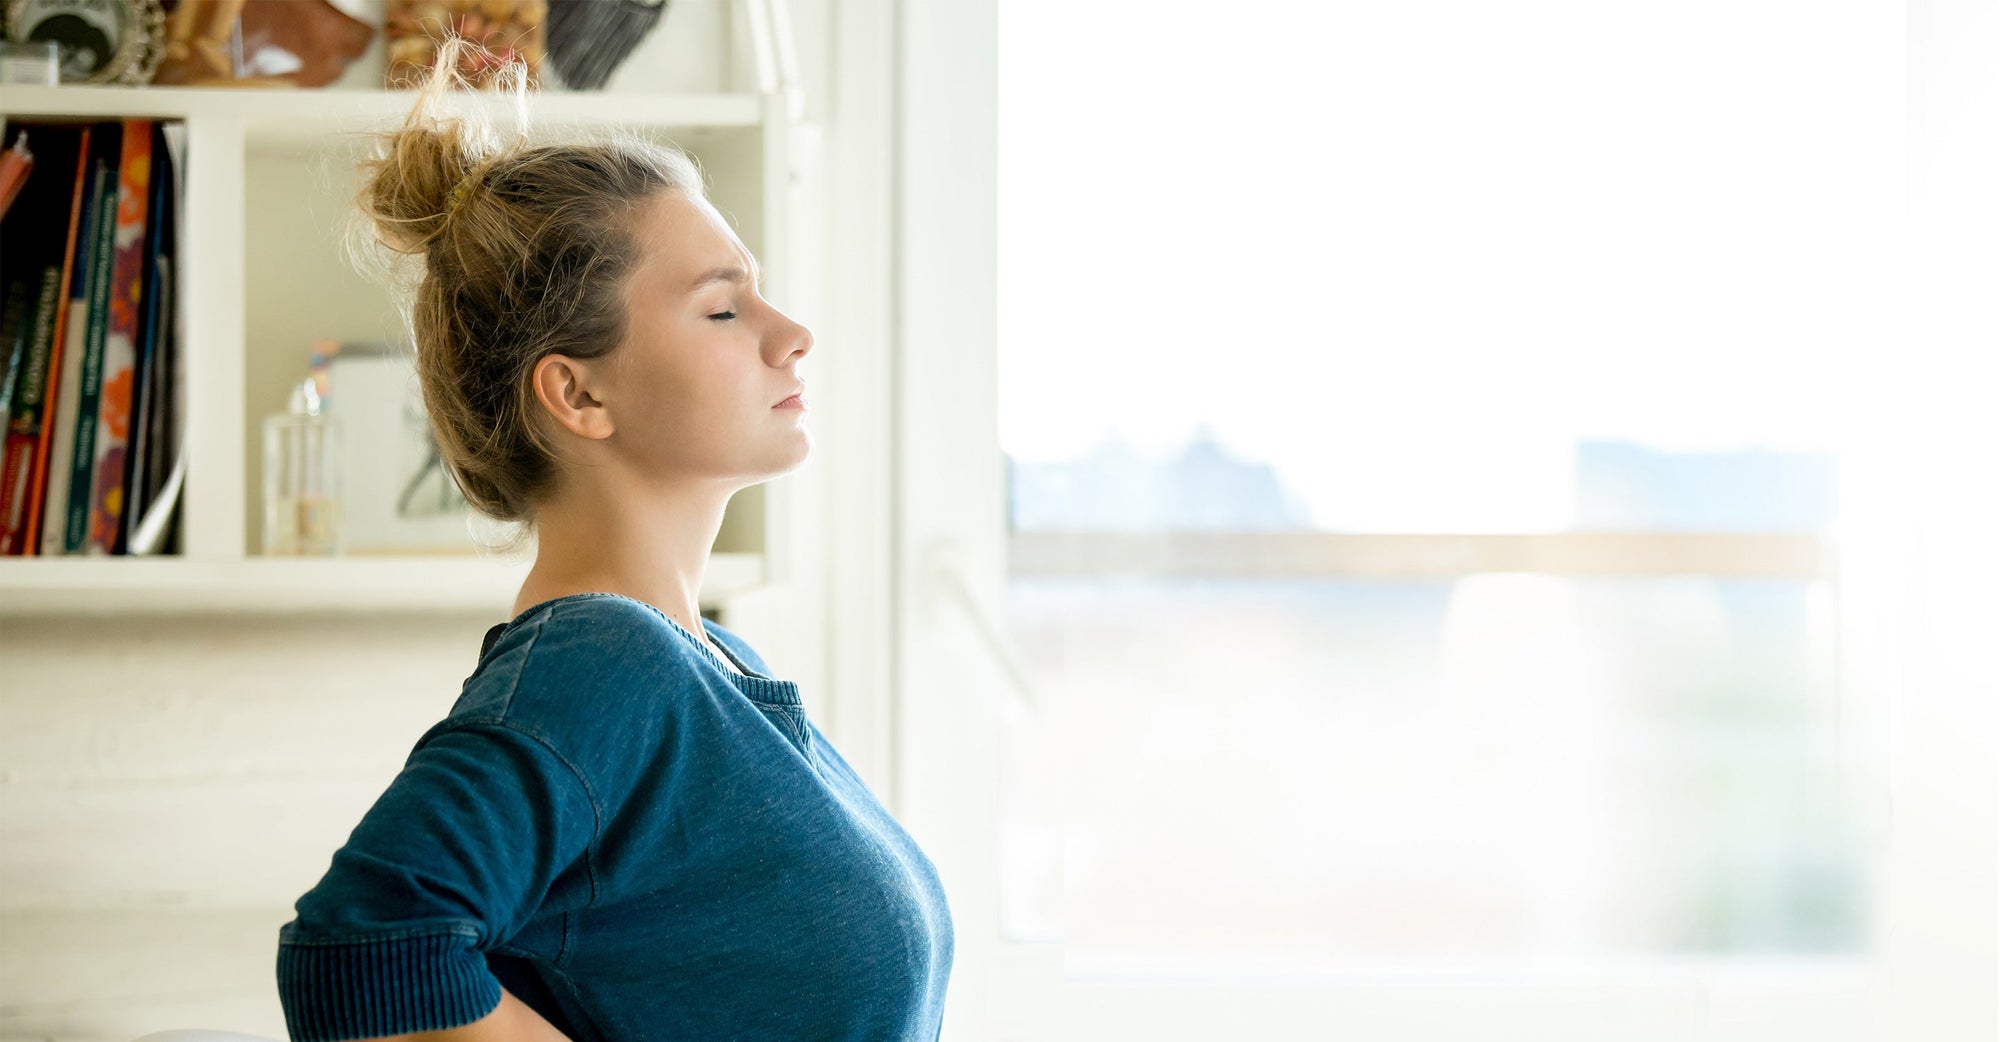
[85,119,153,555]
[0,129,30,219]
[59,131,122,553]
[8,125,89,556]
[127,120,185,557]
[0,280,29,435]
[118,123,171,557]
[0,119,182,556]
[35,129,105,556]
[0,266,63,553]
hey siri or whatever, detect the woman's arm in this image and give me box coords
[365,986,573,1042]
[276,721,597,1042]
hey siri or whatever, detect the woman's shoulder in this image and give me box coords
[435,594,723,792]
[457,593,712,728]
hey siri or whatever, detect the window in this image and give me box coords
[996,0,1893,991]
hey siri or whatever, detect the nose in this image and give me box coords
[783,319,813,361]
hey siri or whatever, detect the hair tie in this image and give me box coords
[446,155,501,217]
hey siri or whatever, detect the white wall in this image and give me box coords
[0,2,837,1039]
[1,612,495,1038]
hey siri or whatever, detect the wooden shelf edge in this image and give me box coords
[2,86,767,145]
[0,551,766,614]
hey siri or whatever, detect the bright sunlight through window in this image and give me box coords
[997,0,1897,979]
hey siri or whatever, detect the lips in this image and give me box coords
[775,385,807,407]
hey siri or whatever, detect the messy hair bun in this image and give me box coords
[347,33,708,550]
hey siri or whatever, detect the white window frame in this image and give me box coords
[1008,531,1833,581]
[849,0,1999,1037]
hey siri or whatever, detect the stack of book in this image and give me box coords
[0,117,187,557]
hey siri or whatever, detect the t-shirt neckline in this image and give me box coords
[485,592,803,706]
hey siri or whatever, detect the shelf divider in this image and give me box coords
[184,114,247,560]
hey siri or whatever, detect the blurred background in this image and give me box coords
[981,3,1993,1038]
[2,0,1995,1040]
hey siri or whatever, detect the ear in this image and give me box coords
[530,353,615,441]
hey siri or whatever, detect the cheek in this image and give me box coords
[640,353,745,439]
[618,320,761,431]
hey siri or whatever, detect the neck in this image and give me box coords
[513,476,734,637]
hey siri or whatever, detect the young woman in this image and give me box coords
[275,37,954,1042]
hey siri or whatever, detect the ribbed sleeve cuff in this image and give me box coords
[277,929,502,1042]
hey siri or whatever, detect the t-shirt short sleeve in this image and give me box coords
[275,720,597,1042]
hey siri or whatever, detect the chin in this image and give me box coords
[783,428,813,462]
[744,434,813,484]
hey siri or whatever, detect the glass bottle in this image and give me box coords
[263,376,343,555]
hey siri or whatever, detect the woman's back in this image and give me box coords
[276,593,954,1041]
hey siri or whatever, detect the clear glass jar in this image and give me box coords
[263,377,343,555]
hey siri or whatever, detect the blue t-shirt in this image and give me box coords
[275,592,955,1042]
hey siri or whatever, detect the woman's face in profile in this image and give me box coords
[605,190,815,486]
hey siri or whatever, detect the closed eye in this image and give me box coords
[709,311,736,321]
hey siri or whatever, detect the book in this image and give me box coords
[0,129,29,221]
[84,119,153,555]
[125,121,186,558]
[0,118,184,556]
[118,121,172,557]
[0,265,65,553]
[0,280,29,436]
[14,124,93,552]
[62,127,124,553]
[45,123,122,555]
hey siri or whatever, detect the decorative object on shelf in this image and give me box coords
[151,0,373,87]
[0,38,58,83]
[262,375,343,555]
[152,0,246,84]
[545,0,665,91]
[316,340,502,555]
[384,0,546,90]
[3,0,165,85]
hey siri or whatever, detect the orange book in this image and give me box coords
[85,119,153,554]
[0,130,31,218]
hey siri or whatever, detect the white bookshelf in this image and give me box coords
[0,84,766,133]
[0,552,766,614]
[0,79,816,615]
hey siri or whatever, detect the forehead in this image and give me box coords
[633,192,753,286]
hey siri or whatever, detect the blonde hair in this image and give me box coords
[349,34,708,549]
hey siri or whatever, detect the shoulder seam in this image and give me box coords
[544,602,604,910]
[435,712,604,913]
[493,605,549,718]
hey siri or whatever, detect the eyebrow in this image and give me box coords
[686,260,764,292]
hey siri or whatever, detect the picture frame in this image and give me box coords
[319,341,518,556]
[3,0,165,85]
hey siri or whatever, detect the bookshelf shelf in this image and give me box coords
[3,76,816,616]
[0,550,767,615]
[0,86,766,148]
